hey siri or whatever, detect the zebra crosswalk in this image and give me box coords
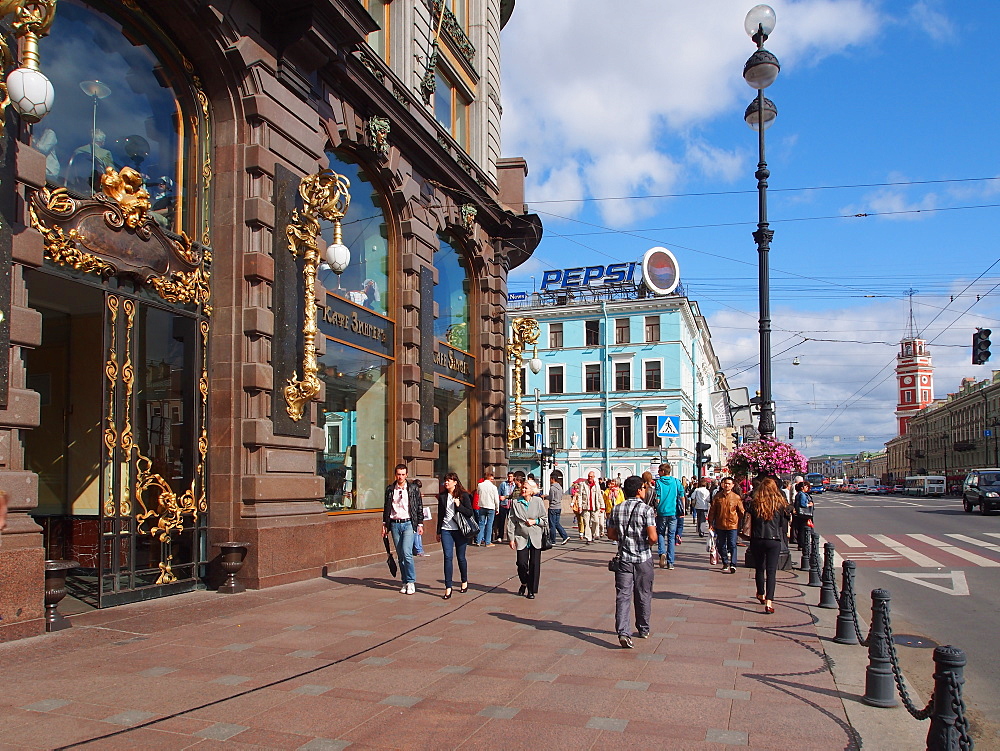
[822,532,1000,569]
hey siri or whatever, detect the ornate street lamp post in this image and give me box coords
[743,4,780,440]
[507,317,541,448]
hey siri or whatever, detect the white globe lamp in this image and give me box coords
[6,67,54,123]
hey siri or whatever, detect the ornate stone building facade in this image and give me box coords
[0,0,540,640]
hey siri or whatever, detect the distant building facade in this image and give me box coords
[505,250,725,487]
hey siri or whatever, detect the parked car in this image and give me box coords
[864,486,880,495]
[962,469,1000,515]
[893,485,904,494]
[877,486,891,494]
[846,484,858,494]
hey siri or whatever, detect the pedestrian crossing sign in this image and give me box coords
[657,415,680,437]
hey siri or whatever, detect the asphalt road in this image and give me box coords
[814,490,1000,748]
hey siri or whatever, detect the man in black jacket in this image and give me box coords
[383,464,424,594]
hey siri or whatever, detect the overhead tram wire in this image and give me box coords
[526,175,1000,205]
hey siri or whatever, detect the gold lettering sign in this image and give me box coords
[434,347,471,376]
[322,306,387,344]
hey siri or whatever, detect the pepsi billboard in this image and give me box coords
[539,247,679,296]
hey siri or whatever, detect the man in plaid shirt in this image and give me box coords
[606,476,658,649]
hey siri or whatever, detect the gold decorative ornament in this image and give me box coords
[28,201,119,278]
[506,317,540,447]
[284,168,352,421]
[103,295,119,518]
[100,165,151,229]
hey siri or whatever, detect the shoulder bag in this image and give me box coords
[738,507,752,542]
[452,498,480,541]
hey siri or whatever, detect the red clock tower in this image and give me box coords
[896,336,933,435]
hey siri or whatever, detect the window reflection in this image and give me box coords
[33,0,183,232]
[434,235,470,351]
[433,377,470,485]
[318,340,391,512]
[318,152,390,316]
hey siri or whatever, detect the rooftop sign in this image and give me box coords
[538,247,680,296]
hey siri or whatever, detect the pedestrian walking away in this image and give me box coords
[383,463,424,594]
[476,469,499,547]
[546,475,571,544]
[607,476,658,649]
[707,476,745,573]
[653,463,683,569]
[747,476,793,614]
[691,479,711,537]
[437,472,475,599]
[507,478,548,598]
[495,472,516,543]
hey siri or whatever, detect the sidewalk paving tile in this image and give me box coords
[0,543,866,750]
[193,721,250,740]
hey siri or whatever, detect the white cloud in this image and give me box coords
[501,0,883,226]
[707,287,1000,459]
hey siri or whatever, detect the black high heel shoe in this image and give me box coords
[443,588,453,600]
[518,584,527,596]
[460,583,469,594]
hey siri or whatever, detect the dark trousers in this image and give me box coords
[791,515,810,546]
[548,510,569,542]
[440,529,468,588]
[516,545,542,594]
[751,538,782,601]
[716,528,738,567]
[614,557,653,637]
[695,509,707,536]
[495,506,510,541]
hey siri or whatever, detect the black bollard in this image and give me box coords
[926,646,970,751]
[799,528,811,571]
[862,589,898,708]
[834,560,860,645]
[819,542,838,608]
[807,530,822,587]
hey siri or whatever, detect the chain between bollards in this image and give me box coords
[818,541,838,608]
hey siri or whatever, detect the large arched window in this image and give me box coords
[32,0,202,236]
[434,235,470,351]
[318,151,390,316]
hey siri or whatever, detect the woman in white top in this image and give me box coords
[437,472,476,599]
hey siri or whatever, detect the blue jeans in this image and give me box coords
[675,514,685,540]
[389,521,416,584]
[412,532,424,555]
[716,529,738,568]
[548,510,569,542]
[656,516,677,564]
[477,509,496,545]
[440,529,468,588]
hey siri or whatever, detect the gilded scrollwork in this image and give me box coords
[284,169,352,421]
[29,202,119,278]
[103,295,119,518]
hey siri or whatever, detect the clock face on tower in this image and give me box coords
[902,376,913,385]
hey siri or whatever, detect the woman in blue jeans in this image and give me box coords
[437,472,475,599]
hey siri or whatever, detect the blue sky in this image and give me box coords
[500,0,1000,461]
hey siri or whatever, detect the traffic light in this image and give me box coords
[699,455,711,464]
[788,426,794,439]
[695,442,712,455]
[973,328,992,364]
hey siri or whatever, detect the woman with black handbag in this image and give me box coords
[437,472,476,600]
[507,477,548,599]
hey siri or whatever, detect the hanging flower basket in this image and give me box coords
[727,439,807,479]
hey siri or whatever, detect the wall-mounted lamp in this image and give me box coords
[507,317,540,447]
[2,1,58,132]
[284,168,352,421]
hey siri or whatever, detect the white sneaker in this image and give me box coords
[400,584,408,593]
[406,582,416,595]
